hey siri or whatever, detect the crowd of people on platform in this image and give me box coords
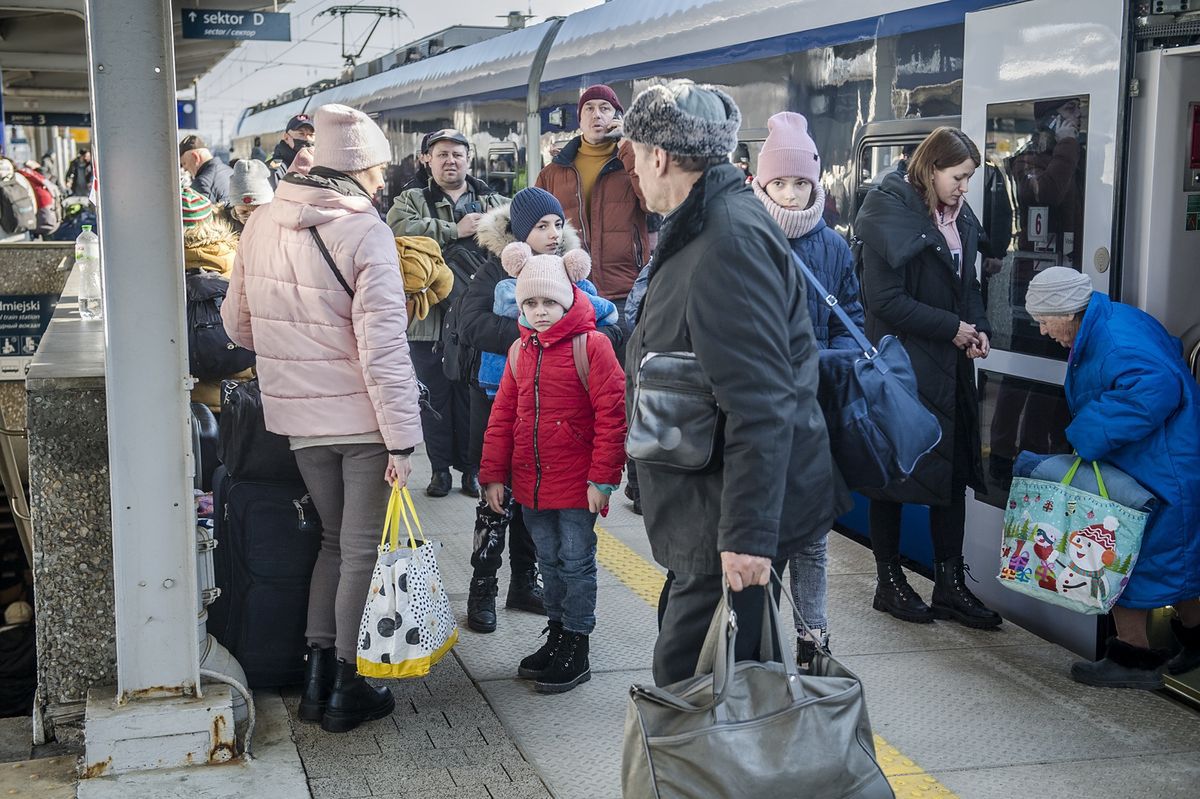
[0,147,96,242]
[157,78,1199,736]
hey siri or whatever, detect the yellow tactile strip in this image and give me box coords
[594,524,960,798]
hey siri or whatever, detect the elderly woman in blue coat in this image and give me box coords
[1026,267,1200,689]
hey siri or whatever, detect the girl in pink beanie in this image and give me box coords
[753,110,866,668]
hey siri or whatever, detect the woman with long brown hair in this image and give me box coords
[854,126,1001,629]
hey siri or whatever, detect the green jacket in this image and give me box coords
[386,176,508,342]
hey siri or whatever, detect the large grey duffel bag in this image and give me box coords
[622,576,894,799]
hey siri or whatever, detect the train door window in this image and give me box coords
[976,369,1074,510]
[485,142,518,196]
[851,139,922,225]
[981,96,1089,361]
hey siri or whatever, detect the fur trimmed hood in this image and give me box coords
[475,202,581,258]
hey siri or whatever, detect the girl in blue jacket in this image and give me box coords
[754,111,865,665]
[1026,267,1200,689]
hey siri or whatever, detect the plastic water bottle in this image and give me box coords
[75,224,102,320]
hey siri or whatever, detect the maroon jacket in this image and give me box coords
[535,137,650,301]
[480,287,626,510]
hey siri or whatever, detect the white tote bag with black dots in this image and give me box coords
[357,485,458,679]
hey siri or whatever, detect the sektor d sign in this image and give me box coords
[180,9,291,42]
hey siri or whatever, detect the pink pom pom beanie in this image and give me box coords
[502,242,592,310]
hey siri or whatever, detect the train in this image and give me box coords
[235,0,1200,703]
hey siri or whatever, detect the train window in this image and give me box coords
[859,144,916,185]
[485,142,518,196]
[976,369,1074,510]
[981,96,1089,361]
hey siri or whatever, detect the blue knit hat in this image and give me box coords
[508,187,564,243]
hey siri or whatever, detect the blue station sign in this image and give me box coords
[180,9,291,42]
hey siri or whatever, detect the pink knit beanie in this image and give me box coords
[756,112,820,186]
[502,242,591,310]
[311,103,392,173]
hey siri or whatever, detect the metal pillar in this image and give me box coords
[84,0,199,700]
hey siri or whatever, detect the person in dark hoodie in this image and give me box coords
[268,114,315,187]
[855,126,1001,631]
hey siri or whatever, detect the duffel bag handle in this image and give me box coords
[1061,456,1109,500]
[790,252,875,359]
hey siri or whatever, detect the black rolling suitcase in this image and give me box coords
[208,465,322,688]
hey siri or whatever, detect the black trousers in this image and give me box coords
[409,340,471,473]
[653,563,786,687]
[468,386,537,576]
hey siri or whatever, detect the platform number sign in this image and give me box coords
[1027,205,1050,244]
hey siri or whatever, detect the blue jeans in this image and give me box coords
[789,534,828,640]
[521,507,598,634]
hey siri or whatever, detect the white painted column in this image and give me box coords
[84,0,199,700]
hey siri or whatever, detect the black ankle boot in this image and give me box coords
[534,631,591,694]
[796,632,829,669]
[930,556,1002,629]
[518,621,564,679]
[872,559,933,623]
[320,659,395,733]
[461,468,481,498]
[467,576,499,633]
[426,469,452,498]
[1071,637,1169,689]
[506,566,545,614]
[1168,618,1200,676]
[297,644,336,723]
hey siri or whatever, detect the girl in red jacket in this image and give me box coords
[480,241,626,693]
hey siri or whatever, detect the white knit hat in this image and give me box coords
[229,158,273,206]
[502,242,591,310]
[311,103,392,173]
[1025,266,1094,316]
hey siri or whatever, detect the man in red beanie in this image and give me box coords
[535,84,650,308]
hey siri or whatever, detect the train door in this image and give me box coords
[959,0,1129,657]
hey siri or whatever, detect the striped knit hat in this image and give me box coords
[181,188,214,226]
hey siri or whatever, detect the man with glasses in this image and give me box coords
[179,134,233,206]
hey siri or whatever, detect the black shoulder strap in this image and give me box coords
[308,226,354,298]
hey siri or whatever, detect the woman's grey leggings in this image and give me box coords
[294,443,391,662]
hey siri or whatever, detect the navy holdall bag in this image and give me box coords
[791,252,940,492]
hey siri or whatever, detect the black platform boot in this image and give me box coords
[930,556,1002,629]
[872,559,933,623]
[467,576,499,633]
[1071,637,1169,689]
[320,659,396,733]
[1168,618,1200,676]
[506,565,545,614]
[518,620,564,679]
[534,631,591,694]
[297,644,336,723]
[426,469,452,498]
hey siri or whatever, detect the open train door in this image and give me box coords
[958,0,1130,657]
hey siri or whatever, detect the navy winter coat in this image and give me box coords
[790,219,864,350]
[1065,293,1200,608]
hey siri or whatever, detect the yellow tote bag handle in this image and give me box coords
[398,486,423,548]
[379,484,403,550]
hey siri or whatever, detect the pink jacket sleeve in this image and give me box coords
[350,224,423,452]
[221,248,255,352]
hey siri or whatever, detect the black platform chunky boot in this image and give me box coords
[506,566,545,614]
[518,621,564,679]
[534,631,591,694]
[297,644,336,723]
[1071,637,1169,689]
[930,556,1002,629]
[467,576,499,633]
[872,559,933,623]
[320,659,396,733]
[1168,618,1200,676]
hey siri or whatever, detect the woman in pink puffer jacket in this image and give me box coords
[221,104,421,734]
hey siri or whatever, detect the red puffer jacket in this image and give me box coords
[480,287,626,510]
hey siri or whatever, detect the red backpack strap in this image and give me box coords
[507,338,522,380]
[573,333,590,392]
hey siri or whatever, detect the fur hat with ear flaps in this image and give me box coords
[502,241,591,310]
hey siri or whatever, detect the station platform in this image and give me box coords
[280,455,1200,799]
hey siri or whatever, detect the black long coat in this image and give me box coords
[627,164,850,575]
[855,171,990,506]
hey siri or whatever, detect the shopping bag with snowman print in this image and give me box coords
[357,485,458,678]
[997,457,1149,614]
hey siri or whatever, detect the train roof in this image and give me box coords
[236,0,977,136]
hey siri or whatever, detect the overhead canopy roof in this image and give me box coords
[0,0,292,120]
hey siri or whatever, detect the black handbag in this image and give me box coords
[791,252,941,491]
[627,351,724,473]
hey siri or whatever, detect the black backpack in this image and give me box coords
[217,378,303,482]
[0,180,36,233]
[438,241,490,383]
[185,271,256,380]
